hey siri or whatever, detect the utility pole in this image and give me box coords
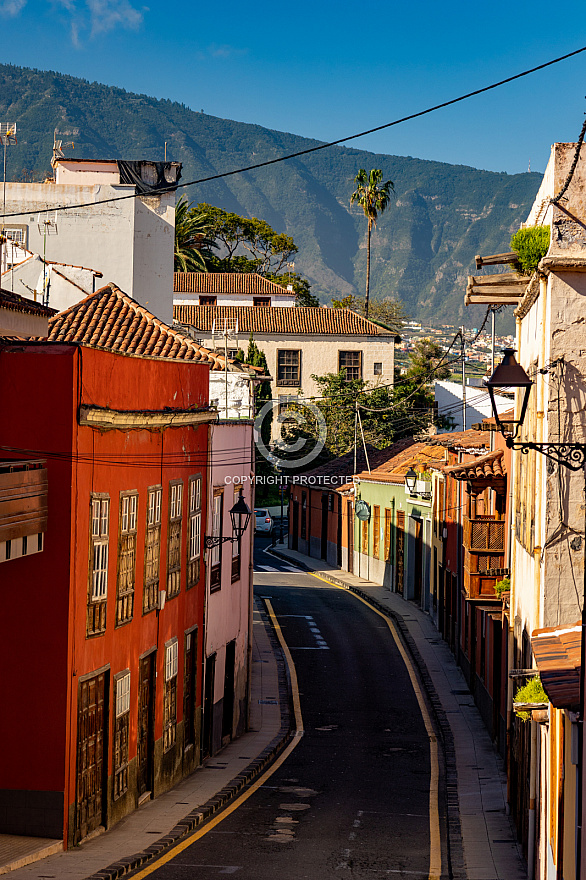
[460,327,466,431]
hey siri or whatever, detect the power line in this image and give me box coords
[3,44,586,221]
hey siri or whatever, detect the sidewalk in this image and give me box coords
[1,599,289,880]
[269,537,527,880]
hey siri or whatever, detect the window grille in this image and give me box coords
[187,475,202,588]
[164,641,178,752]
[144,486,162,613]
[116,492,138,626]
[88,496,109,636]
[114,671,130,799]
[210,491,223,591]
[167,482,183,598]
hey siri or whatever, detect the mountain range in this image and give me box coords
[0,63,542,327]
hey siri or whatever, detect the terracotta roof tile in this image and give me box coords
[174,272,296,296]
[355,442,447,483]
[442,449,506,480]
[532,623,581,709]
[430,429,490,450]
[302,439,416,481]
[173,304,394,336]
[47,283,227,369]
[0,288,56,318]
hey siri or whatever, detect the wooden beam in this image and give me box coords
[475,252,518,269]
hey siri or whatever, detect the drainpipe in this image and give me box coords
[528,718,537,880]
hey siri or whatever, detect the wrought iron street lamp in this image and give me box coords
[405,467,417,494]
[487,347,586,878]
[204,487,252,549]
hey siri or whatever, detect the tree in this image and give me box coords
[350,169,394,319]
[174,197,215,272]
[405,338,451,382]
[331,293,406,333]
[245,334,275,496]
[196,203,319,306]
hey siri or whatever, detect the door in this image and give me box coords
[396,511,405,594]
[347,502,354,574]
[321,494,328,560]
[75,671,107,843]
[292,501,299,551]
[137,652,156,797]
[413,518,423,603]
[337,500,342,567]
[202,653,216,758]
[222,641,236,743]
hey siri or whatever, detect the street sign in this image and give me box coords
[355,500,370,521]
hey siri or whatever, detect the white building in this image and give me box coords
[174,272,296,307]
[1,158,181,324]
[434,380,512,431]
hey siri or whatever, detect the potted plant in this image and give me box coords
[416,469,432,497]
[494,575,510,599]
[513,676,548,721]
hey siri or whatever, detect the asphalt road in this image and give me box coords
[137,533,445,879]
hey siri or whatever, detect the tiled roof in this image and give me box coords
[302,439,416,481]
[532,623,581,709]
[47,283,228,369]
[0,288,56,318]
[173,305,394,336]
[442,449,506,481]
[430,429,490,451]
[355,441,447,483]
[174,273,295,296]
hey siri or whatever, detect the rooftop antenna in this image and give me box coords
[1,122,17,237]
[212,317,239,419]
[37,211,58,307]
[52,127,77,167]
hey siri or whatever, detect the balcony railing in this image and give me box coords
[0,460,48,543]
[463,516,505,554]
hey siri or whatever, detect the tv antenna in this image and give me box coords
[52,128,77,166]
[0,122,17,234]
[38,211,58,307]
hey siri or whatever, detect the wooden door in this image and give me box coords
[137,652,156,797]
[203,653,216,758]
[222,641,236,742]
[414,518,423,602]
[347,502,354,574]
[292,501,299,551]
[396,511,405,594]
[321,494,328,560]
[75,671,106,843]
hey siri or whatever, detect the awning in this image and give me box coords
[531,623,581,709]
[442,449,506,486]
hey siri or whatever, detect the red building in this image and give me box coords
[0,285,224,846]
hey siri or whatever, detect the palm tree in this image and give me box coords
[350,169,394,318]
[174,196,215,272]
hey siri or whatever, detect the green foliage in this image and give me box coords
[245,334,275,497]
[331,293,407,333]
[514,676,548,721]
[495,575,510,597]
[174,197,214,272]
[406,338,452,382]
[510,226,550,276]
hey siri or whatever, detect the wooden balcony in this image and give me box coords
[463,516,505,554]
[0,460,48,543]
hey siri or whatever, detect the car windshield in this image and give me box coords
[255,509,267,517]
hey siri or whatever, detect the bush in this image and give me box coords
[510,226,550,276]
[514,676,548,721]
[495,576,510,597]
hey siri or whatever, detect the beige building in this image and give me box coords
[173,304,397,414]
[174,272,296,307]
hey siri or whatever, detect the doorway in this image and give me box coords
[222,641,236,743]
[75,670,107,843]
[137,652,156,798]
[413,518,423,603]
[321,494,328,560]
[292,501,299,551]
[203,653,216,758]
[347,502,354,573]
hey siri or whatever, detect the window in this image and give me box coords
[278,394,297,416]
[361,519,368,554]
[384,509,391,562]
[374,362,383,376]
[339,350,362,381]
[187,475,202,589]
[210,490,223,592]
[253,297,271,307]
[88,495,109,636]
[114,671,130,799]
[184,628,198,749]
[373,506,380,559]
[199,295,217,306]
[277,350,301,386]
[167,481,183,598]
[231,485,241,582]
[116,492,137,626]
[144,486,162,614]
[163,640,178,752]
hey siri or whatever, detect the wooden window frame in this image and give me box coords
[276,349,301,387]
[361,518,368,554]
[113,670,130,799]
[210,489,223,592]
[144,485,162,614]
[231,485,241,583]
[187,475,202,589]
[199,295,217,306]
[253,297,271,307]
[88,494,110,637]
[338,350,362,381]
[163,639,178,752]
[167,480,183,599]
[374,362,383,376]
[384,508,391,562]
[116,491,138,627]
[373,506,380,559]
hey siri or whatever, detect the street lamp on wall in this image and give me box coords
[487,348,586,471]
[204,487,252,549]
[405,467,417,494]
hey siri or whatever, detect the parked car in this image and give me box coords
[255,509,273,534]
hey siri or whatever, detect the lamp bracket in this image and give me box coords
[506,440,586,472]
[204,535,239,549]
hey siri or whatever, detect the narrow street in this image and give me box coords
[130,533,446,880]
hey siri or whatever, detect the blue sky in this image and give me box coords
[2,0,586,174]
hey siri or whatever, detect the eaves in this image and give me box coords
[79,405,218,431]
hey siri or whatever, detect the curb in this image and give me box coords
[84,604,293,880]
[269,544,466,880]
